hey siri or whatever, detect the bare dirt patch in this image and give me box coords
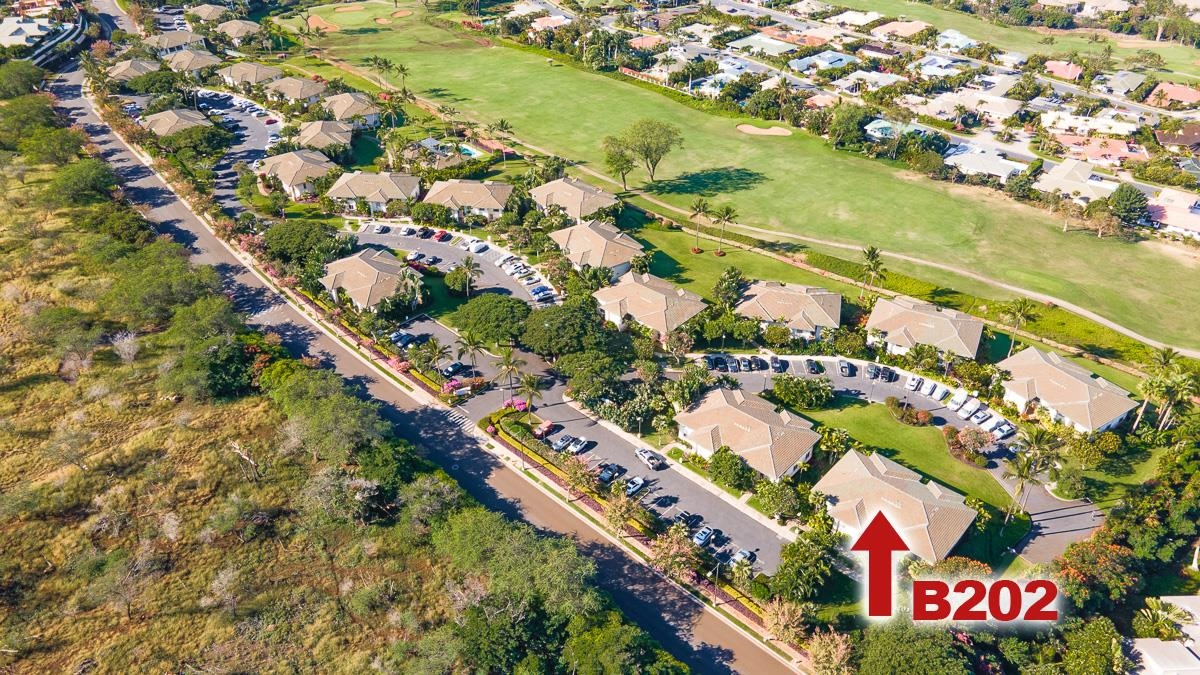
[1140,239,1200,267]
[391,9,413,17]
[736,124,792,136]
[333,4,363,12]
[374,17,391,24]
[307,15,340,32]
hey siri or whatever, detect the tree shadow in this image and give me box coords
[423,87,467,103]
[644,167,768,197]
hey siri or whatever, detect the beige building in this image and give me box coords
[265,76,327,106]
[530,177,620,222]
[144,30,205,57]
[865,296,983,358]
[548,219,644,278]
[675,388,820,481]
[813,450,977,563]
[319,249,419,311]
[164,49,222,76]
[592,272,706,336]
[734,281,841,340]
[107,58,159,82]
[216,62,281,88]
[998,348,1136,433]
[141,108,212,137]
[259,150,336,199]
[186,3,228,22]
[1032,157,1118,204]
[1133,596,1200,675]
[322,92,381,128]
[325,171,420,214]
[422,179,513,221]
[216,19,260,45]
[297,120,353,151]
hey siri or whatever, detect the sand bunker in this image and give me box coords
[307,15,339,32]
[374,17,391,24]
[736,124,792,136]
[333,4,363,12]
[391,9,413,17]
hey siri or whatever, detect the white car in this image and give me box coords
[905,374,923,391]
[624,476,645,497]
[983,416,1006,433]
[458,238,476,250]
[469,241,489,254]
[946,390,969,411]
[404,250,423,262]
[957,397,982,419]
[930,383,950,401]
[495,255,515,267]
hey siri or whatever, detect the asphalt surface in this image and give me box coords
[53,10,792,672]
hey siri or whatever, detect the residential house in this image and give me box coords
[1148,188,1200,239]
[402,138,466,171]
[1040,110,1138,136]
[187,3,229,22]
[422,179,513,221]
[788,50,858,73]
[998,347,1137,433]
[974,73,1019,96]
[1080,0,1131,17]
[1043,60,1084,81]
[1038,0,1084,11]
[864,118,897,140]
[141,108,212,137]
[628,34,666,50]
[319,249,419,311]
[910,89,1023,125]
[1101,70,1146,97]
[935,29,976,52]
[728,32,797,57]
[996,51,1027,68]
[911,54,968,79]
[529,14,570,32]
[1055,134,1149,167]
[325,171,420,214]
[11,0,61,18]
[832,70,906,93]
[297,120,353,151]
[805,92,840,108]
[258,149,336,199]
[858,42,900,60]
[506,0,543,17]
[870,19,931,40]
[944,145,1028,183]
[1032,157,1118,203]
[814,450,977,563]
[788,0,830,15]
[1155,124,1200,153]
[265,76,327,106]
[675,388,820,481]
[107,58,159,82]
[216,19,260,46]
[680,22,718,45]
[0,16,52,47]
[144,30,205,57]
[592,272,706,336]
[530,177,619,222]
[827,10,882,27]
[800,24,846,45]
[216,61,281,88]
[865,296,983,358]
[733,281,841,340]
[549,219,645,278]
[164,49,222,76]
[323,92,381,128]
[1132,596,1200,675]
[1148,82,1200,108]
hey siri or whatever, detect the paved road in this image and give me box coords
[50,56,791,675]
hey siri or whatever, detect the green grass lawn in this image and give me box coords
[281,1,1200,350]
[349,134,383,170]
[833,0,1200,82]
[1060,443,1168,505]
[814,567,860,628]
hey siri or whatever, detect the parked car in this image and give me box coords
[552,434,575,452]
[957,397,982,419]
[400,226,416,236]
[636,448,665,470]
[730,549,755,565]
[432,229,447,241]
[458,238,476,250]
[838,360,853,377]
[597,463,621,484]
[880,366,896,382]
[496,255,515,267]
[389,330,408,344]
[417,227,433,238]
[530,285,551,296]
[906,374,923,391]
[738,357,752,372]
[567,436,589,454]
[921,380,938,397]
[983,416,1006,434]
[866,363,881,379]
[751,356,768,371]
[404,251,424,262]
[624,476,645,497]
[469,241,489,254]
[437,231,453,242]
[372,223,387,234]
[522,276,540,286]
[992,422,1016,440]
[673,511,695,529]
[532,420,555,439]
[931,383,950,401]
[395,333,416,349]
[715,356,729,372]
[264,118,278,125]
[946,390,969,411]
[727,358,740,373]
[426,256,441,265]
[440,361,464,378]
[805,359,822,375]
[970,409,992,426]
[770,356,785,373]
[692,526,714,546]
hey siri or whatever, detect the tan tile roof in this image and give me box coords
[216,18,260,39]
[422,179,513,211]
[216,61,281,85]
[265,76,327,101]
[530,177,620,221]
[675,388,819,481]
[319,249,417,309]
[322,92,380,121]
[107,58,159,81]
[865,296,983,358]
[297,120,353,149]
[259,149,335,190]
[187,3,228,22]
[145,30,204,51]
[592,272,706,336]
[998,348,1136,432]
[813,450,976,563]
[164,48,222,72]
[325,171,420,204]
[1032,157,1117,202]
[141,108,211,136]
[735,281,841,333]
[548,219,644,270]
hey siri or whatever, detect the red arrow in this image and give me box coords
[850,512,910,618]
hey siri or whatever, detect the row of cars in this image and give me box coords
[903,373,1015,441]
[495,255,556,304]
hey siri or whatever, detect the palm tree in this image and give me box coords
[459,256,482,297]
[456,332,485,375]
[366,56,394,88]
[1133,374,1165,431]
[1147,346,1180,374]
[1016,426,1061,465]
[516,372,544,422]
[426,336,451,369]
[1001,453,1044,527]
[493,347,526,392]
[1158,369,1199,431]
[859,246,886,299]
[487,119,513,164]
[1000,297,1040,357]
[1137,598,1191,639]
[392,63,409,88]
[730,557,753,588]
[712,204,737,256]
[689,196,711,253]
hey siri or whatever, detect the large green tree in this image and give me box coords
[1107,183,1149,226]
[520,302,605,358]
[0,60,44,99]
[615,118,684,181]
[449,294,531,345]
[859,621,971,675]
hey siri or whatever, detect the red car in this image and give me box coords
[264,118,278,125]
[433,229,446,241]
[438,231,453,242]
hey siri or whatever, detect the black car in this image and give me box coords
[715,356,728,372]
[866,363,881,379]
[673,510,696,529]
[752,356,768,371]
[770,356,786,373]
[597,463,623,484]
[805,359,823,375]
[426,255,442,265]
[838,360,854,377]
[440,361,464,378]
[880,366,895,382]
[417,227,433,239]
